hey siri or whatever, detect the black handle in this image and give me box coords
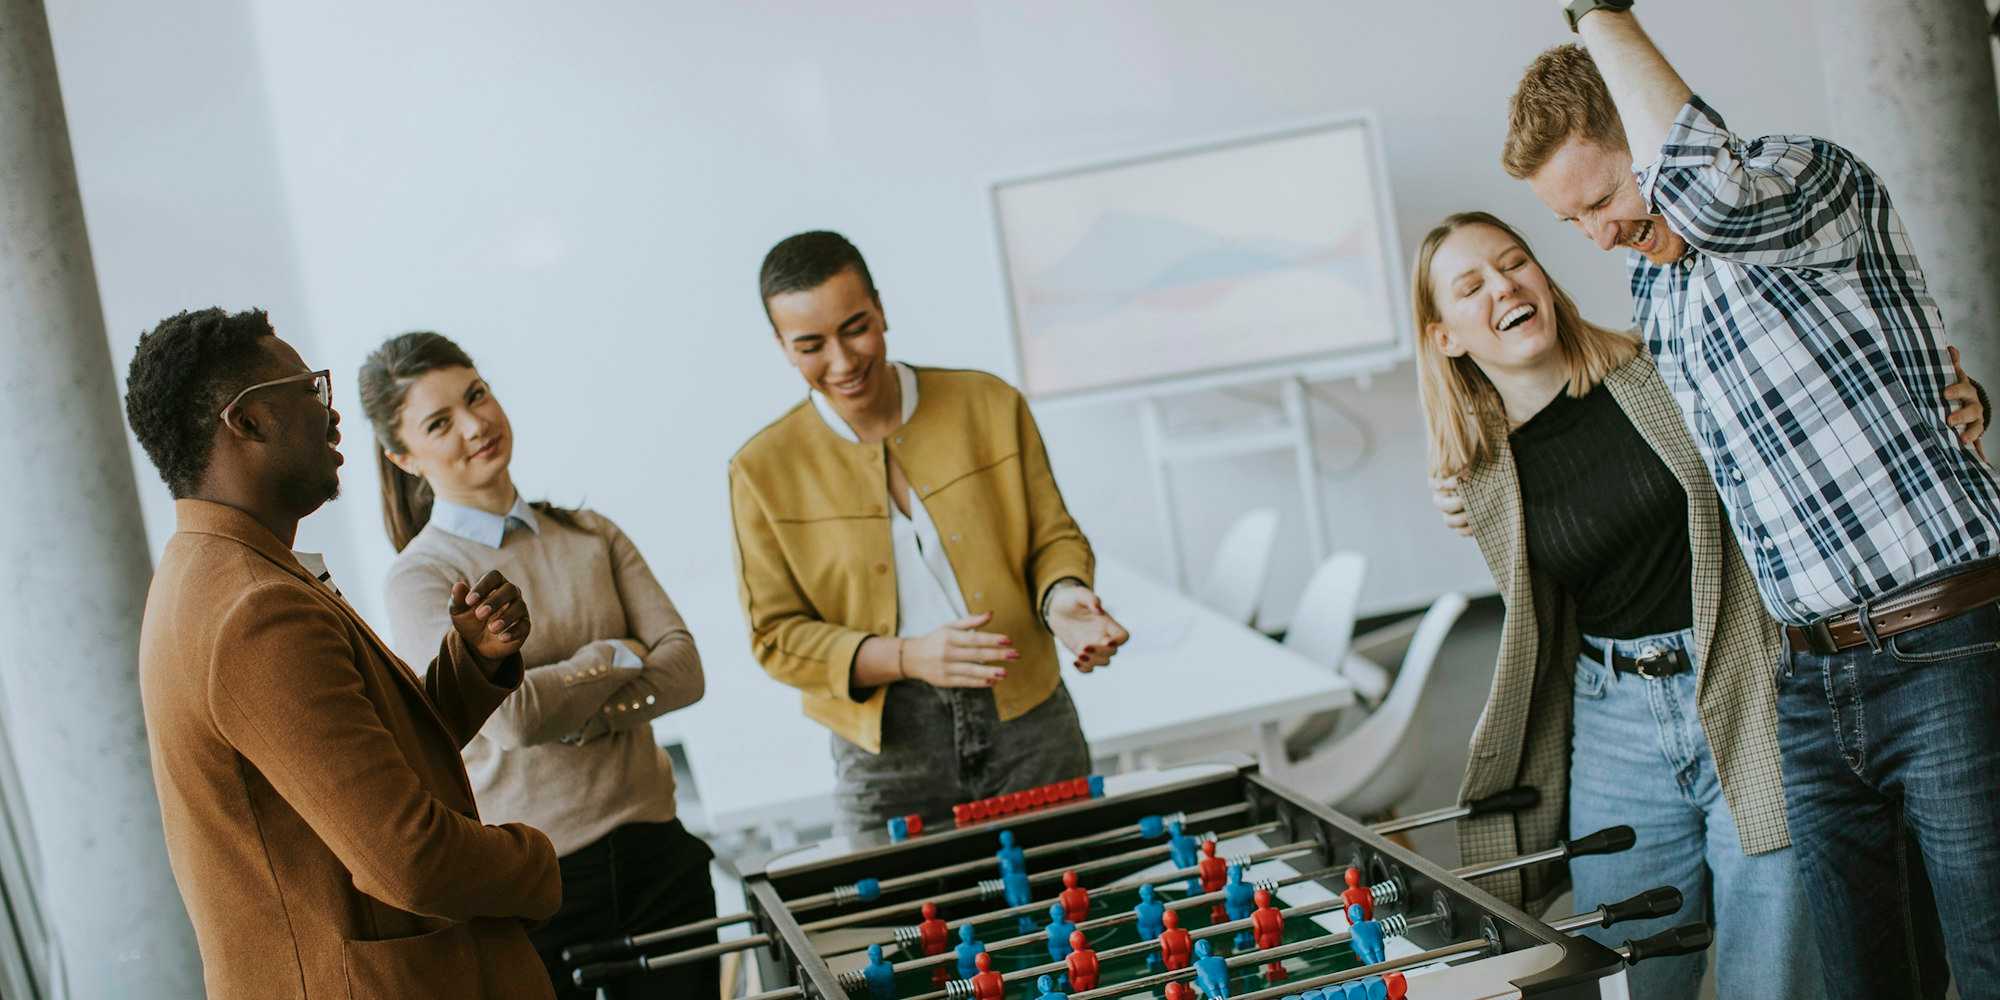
[574,956,650,988]
[1598,886,1684,928]
[1467,786,1540,817]
[1564,824,1636,859]
[1623,922,1713,964]
[562,936,633,965]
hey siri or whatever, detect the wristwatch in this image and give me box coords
[1565,0,1634,32]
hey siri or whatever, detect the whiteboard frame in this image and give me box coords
[986,109,1412,407]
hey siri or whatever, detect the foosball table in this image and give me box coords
[566,761,1705,999]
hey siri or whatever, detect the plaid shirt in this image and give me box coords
[1629,96,2000,626]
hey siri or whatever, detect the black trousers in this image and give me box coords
[530,819,720,999]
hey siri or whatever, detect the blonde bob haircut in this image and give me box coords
[1413,211,1639,480]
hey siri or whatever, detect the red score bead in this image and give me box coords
[1069,777,1089,798]
[970,799,991,821]
[954,804,972,826]
[1029,786,1048,808]
[1010,791,1030,812]
[905,814,924,835]
[989,796,1011,817]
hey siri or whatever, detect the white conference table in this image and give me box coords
[654,557,1358,842]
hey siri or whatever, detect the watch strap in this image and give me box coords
[1565,0,1635,32]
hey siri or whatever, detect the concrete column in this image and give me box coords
[1814,0,2000,389]
[0,0,202,996]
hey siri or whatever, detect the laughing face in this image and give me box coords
[1425,222,1564,373]
[766,266,892,410]
[1528,136,1687,265]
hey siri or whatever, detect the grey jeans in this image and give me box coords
[830,680,1091,836]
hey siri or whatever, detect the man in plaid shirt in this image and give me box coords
[1502,4,2000,997]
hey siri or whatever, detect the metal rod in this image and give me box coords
[1449,843,1566,882]
[1221,939,1494,1000]
[904,893,1363,1000]
[562,910,754,963]
[641,933,770,970]
[1549,909,1607,934]
[877,865,1340,976]
[738,988,804,1000]
[798,823,1289,935]
[785,802,1252,913]
[1371,786,1538,836]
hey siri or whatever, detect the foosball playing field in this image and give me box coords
[564,762,1711,998]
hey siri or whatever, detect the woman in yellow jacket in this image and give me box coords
[729,230,1130,835]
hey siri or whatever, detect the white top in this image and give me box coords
[810,361,968,637]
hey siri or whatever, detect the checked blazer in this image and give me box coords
[1452,353,1790,909]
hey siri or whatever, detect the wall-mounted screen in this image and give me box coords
[992,116,1406,400]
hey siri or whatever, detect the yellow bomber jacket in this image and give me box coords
[727,366,1095,754]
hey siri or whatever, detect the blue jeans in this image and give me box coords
[1570,628,1821,999]
[1779,600,2000,999]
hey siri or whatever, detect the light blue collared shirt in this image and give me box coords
[428,494,541,550]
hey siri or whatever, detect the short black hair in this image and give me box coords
[758,230,876,317]
[124,308,273,497]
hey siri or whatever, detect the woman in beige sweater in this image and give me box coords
[361,332,715,999]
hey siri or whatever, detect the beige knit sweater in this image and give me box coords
[385,507,702,856]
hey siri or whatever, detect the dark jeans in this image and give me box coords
[830,680,1091,836]
[1779,600,2000,999]
[530,819,719,1000]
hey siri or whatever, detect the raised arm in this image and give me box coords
[385,560,645,748]
[564,514,705,744]
[1569,7,1690,166]
[212,582,560,921]
[1576,7,1868,267]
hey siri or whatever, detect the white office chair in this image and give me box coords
[1270,591,1469,819]
[1195,507,1280,627]
[1281,552,1388,705]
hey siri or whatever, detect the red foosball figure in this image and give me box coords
[1159,908,1194,971]
[918,901,951,986]
[1059,870,1090,922]
[1385,971,1409,998]
[970,950,1005,1000]
[1164,982,1190,1000]
[1342,867,1375,920]
[1251,887,1286,982]
[1064,929,1099,990]
[1198,840,1228,922]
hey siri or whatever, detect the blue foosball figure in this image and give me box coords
[1003,867,1037,933]
[861,943,895,1000]
[955,923,987,980]
[1034,972,1069,1000]
[1133,883,1166,969]
[1223,863,1256,949]
[1044,902,1077,962]
[1167,820,1202,893]
[1192,939,1232,999]
[996,830,1026,875]
[1346,903,1385,966]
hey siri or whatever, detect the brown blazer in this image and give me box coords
[138,500,561,999]
[1451,355,1789,909]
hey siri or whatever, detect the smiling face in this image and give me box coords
[765,266,891,409]
[1528,136,1687,265]
[386,365,512,496]
[1424,222,1564,376]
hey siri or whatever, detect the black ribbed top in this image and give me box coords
[1510,382,1694,639]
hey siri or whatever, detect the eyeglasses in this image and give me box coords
[219,369,333,422]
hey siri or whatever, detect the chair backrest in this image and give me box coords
[1195,508,1280,626]
[1282,551,1367,681]
[1273,591,1469,816]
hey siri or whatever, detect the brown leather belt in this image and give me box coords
[1784,561,2000,655]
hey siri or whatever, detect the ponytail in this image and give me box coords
[376,443,434,552]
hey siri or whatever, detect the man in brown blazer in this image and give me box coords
[124,308,561,999]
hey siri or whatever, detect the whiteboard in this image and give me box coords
[991,114,1407,401]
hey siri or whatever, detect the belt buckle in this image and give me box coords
[1633,646,1674,679]
[1805,620,1840,656]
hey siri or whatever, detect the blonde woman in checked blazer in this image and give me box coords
[1415,212,1990,996]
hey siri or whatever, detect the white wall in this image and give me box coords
[48,0,1836,628]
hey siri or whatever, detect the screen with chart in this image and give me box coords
[991,118,1405,400]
